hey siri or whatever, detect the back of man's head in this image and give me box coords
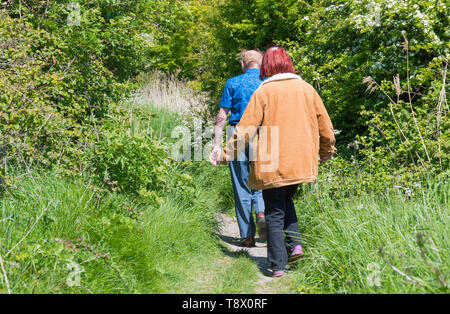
[239,50,263,69]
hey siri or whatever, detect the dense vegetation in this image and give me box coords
[0,1,448,293]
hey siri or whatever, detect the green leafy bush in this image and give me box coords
[191,0,448,140]
[87,105,194,205]
[0,1,152,172]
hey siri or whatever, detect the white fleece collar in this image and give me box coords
[261,73,302,86]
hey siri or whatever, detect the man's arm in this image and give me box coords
[209,107,230,166]
[213,107,230,148]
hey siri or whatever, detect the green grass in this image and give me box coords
[290,178,449,293]
[0,161,260,294]
[212,250,259,293]
[2,156,448,294]
[147,106,181,142]
[126,101,182,143]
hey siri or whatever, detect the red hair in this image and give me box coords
[260,46,296,80]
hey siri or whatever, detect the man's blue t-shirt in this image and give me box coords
[219,68,262,126]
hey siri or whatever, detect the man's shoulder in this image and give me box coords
[226,72,247,85]
[224,71,262,98]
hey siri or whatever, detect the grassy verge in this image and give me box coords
[0,162,258,294]
[289,177,449,293]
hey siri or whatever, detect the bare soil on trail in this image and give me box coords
[216,213,292,294]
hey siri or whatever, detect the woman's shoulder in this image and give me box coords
[260,76,313,90]
[256,79,319,103]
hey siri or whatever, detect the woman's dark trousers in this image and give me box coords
[262,184,302,271]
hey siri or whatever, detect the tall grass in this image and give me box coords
[291,177,449,293]
[0,170,223,293]
[132,71,209,115]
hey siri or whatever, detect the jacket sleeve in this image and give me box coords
[221,90,264,162]
[314,91,337,158]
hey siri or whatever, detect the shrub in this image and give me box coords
[0,1,152,173]
[87,104,195,205]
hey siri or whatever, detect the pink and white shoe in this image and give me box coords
[273,270,287,278]
[288,245,304,263]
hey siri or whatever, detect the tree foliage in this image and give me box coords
[178,0,449,183]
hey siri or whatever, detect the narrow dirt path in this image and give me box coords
[216,213,278,293]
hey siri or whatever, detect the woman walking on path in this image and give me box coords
[211,46,337,277]
[209,50,267,247]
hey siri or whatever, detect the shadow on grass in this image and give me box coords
[215,233,273,277]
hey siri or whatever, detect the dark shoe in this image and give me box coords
[288,244,304,263]
[256,216,267,242]
[241,236,256,247]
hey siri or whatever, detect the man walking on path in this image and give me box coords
[210,50,267,247]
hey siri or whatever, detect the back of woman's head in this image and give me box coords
[260,46,296,80]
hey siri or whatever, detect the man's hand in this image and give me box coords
[320,154,334,163]
[209,146,222,167]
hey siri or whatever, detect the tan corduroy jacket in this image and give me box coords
[221,73,337,190]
